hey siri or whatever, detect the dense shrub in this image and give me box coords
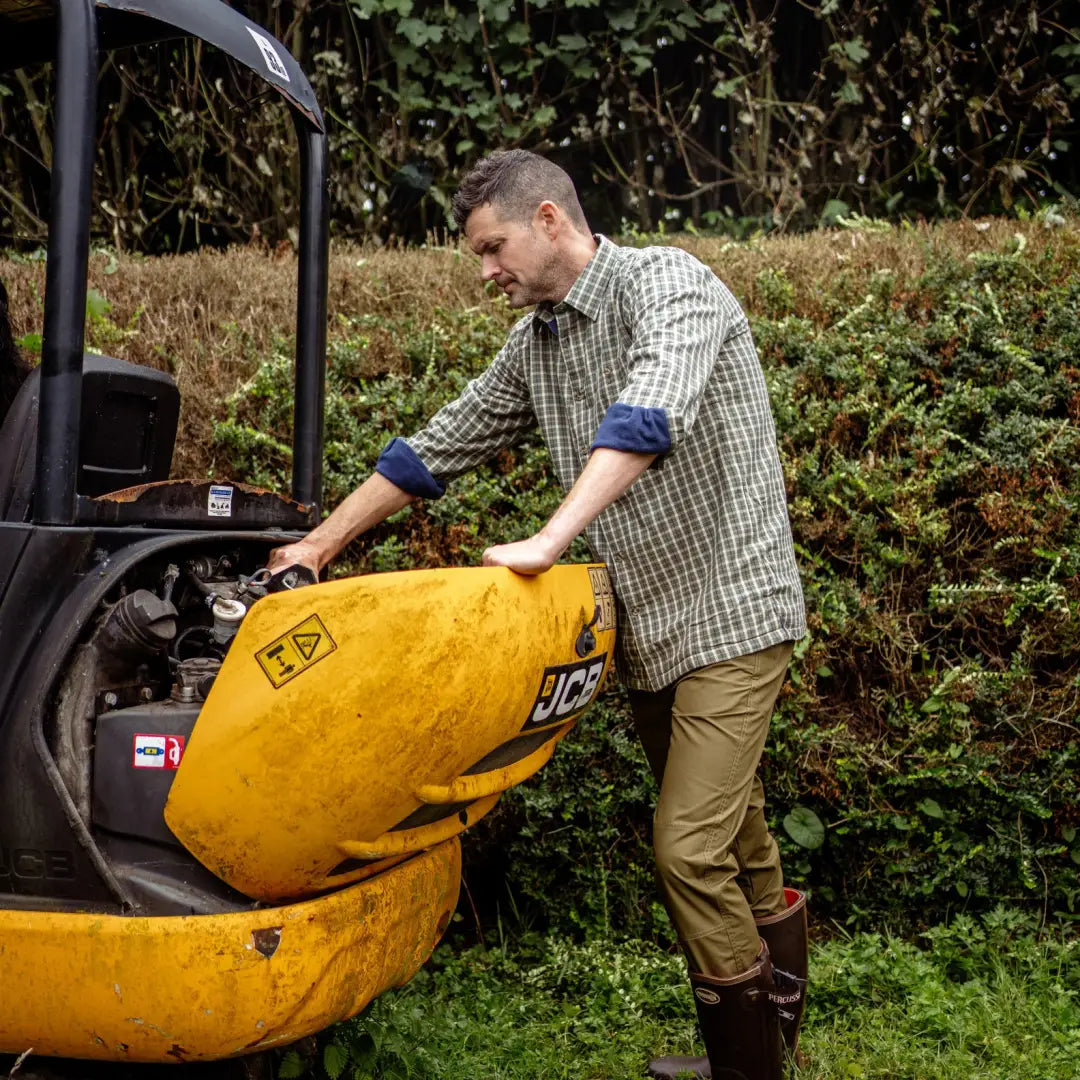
[200,219,1080,933]
[3,221,1076,933]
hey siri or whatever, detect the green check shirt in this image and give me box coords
[404,236,805,690]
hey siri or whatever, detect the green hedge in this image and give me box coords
[216,222,1080,932]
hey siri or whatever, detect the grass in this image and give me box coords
[285,907,1080,1080]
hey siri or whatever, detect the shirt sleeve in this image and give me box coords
[398,330,537,487]
[606,247,738,453]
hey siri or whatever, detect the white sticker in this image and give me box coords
[208,484,234,518]
[132,734,185,770]
[132,734,166,769]
[245,27,291,83]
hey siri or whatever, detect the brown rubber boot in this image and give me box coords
[692,943,783,1080]
[756,888,808,1058]
[647,891,808,1079]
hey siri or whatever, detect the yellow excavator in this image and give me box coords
[0,0,614,1063]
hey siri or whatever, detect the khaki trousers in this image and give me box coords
[629,641,793,978]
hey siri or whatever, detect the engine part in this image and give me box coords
[211,596,247,644]
[171,657,222,703]
[98,589,177,660]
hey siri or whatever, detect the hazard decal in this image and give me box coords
[588,565,616,632]
[522,653,608,731]
[256,614,336,689]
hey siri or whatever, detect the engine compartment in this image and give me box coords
[46,542,311,914]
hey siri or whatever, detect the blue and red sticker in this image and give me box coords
[132,733,186,770]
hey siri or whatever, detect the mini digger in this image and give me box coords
[0,0,615,1064]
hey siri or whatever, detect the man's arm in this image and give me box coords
[267,471,413,575]
[268,331,536,576]
[481,447,656,574]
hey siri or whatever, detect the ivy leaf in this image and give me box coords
[610,9,637,31]
[841,37,870,64]
[837,79,864,105]
[918,798,944,819]
[1064,826,1077,843]
[397,17,444,47]
[784,806,825,850]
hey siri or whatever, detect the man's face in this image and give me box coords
[465,203,560,309]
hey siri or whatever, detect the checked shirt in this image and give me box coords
[404,235,805,690]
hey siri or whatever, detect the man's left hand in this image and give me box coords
[481,535,561,575]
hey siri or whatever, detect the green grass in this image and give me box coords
[284,907,1080,1080]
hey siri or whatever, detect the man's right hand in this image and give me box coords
[266,539,323,578]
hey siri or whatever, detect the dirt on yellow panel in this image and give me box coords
[165,564,614,900]
[0,841,460,1063]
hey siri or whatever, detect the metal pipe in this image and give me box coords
[34,0,98,525]
[290,118,329,514]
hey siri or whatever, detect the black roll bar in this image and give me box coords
[292,122,329,512]
[34,0,98,526]
[30,2,328,524]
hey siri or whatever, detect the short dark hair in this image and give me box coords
[451,150,590,233]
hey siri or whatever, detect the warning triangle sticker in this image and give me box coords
[292,632,321,660]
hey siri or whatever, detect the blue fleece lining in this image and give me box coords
[376,438,446,499]
[590,403,672,455]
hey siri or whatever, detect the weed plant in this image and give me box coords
[280,906,1079,1080]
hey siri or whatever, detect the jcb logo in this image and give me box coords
[0,847,76,880]
[523,654,608,731]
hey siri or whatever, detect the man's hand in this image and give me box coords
[482,534,562,575]
[266,538,323,578]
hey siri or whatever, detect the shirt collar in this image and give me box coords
[531,234,616,335]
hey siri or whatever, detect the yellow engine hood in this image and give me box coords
[165,563,615,900]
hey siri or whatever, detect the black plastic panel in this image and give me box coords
[93,700,200,847]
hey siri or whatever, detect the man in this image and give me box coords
[268,150,807,1080]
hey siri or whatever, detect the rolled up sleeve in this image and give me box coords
[610,249,733,452]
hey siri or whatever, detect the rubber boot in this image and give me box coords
[647,891,808,1079]
[648,943,782,1080]
[756,888,808,1058]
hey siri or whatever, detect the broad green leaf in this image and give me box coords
[820,198,850,225]
[86,288,112,319]
[783,806,825,850]
[956,880,969,897]
[556,33,588,51]
[277,1050,305,1080]
[323,1042,349,1080]
[505,21,531,44]
[918,798,944,819]
[15,332,42,355]
[533,105,557,126]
